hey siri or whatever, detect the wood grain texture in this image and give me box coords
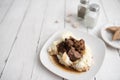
[0,0,15,23]
[0,0,50,79]
[0,0,120,80]
[0,0,31,78]
[95,0,120,80]
[29,0,65,80]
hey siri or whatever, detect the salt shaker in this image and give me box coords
[77,0,89,19]
[84,3,100,28]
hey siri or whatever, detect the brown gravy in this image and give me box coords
[49,55,84,74]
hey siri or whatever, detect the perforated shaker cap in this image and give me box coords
[80,0,89,4]
[89,3,100,12]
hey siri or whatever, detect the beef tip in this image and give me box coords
[79,39,84,44]
[69,36,76,43]
[57,42,66,53]
[68,47,81,61]
[65,38,74,47]
[73,39,85,53]
[73,40,80,49]
[57,37,85,61]
[79,39,85,50]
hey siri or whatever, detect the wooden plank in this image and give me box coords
[0,0,52,79]
[0,0,31,76]
[96,46,120,80]
[114,0,120,57]
[100,0,120,22]
[30,0,65,79]
[0,0,51,80]
[0,0,15,23]
[94,0,120,80]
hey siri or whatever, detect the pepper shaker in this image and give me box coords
[84,3,100,28]
[77,0,89,19]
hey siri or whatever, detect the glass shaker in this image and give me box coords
[77,0,89,19]
[84,3,100,28]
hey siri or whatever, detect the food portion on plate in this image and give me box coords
[40,30,105,79]
[48,32,93,72]
[106,26,120,41]
[101,23,120,49]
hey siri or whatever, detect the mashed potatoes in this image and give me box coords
[72,46,93,71]
[48,32,93,72]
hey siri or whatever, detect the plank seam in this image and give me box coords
[114,0,120,58]
[100,0,120,58]
[114,0,120,13]
[64,0,66,29]
[94,76,96,80]
[18,63,24,80]
[0,0,15,24]
[0,0,32,78]
[63,0,66,79]
[30,0,49,79]
[0,36,17,79]
[117,49,120,57]
[99,0,109,22]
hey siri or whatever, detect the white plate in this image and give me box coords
[40,29,105,80]
[101,23,120,49]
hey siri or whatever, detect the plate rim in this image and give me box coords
[101,23,120,49]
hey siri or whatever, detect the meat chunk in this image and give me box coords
[65,38,74,47]
[79,39,85,50]
[68,47,81,61]
[73,39,85,53]
[69,36,76,43]
[57,42,67,53]
[57,37,85,62]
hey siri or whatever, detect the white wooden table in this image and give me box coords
[0,0,120,80]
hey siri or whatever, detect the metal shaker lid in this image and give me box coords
[89,3,100,12]
[80,0,89,4]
